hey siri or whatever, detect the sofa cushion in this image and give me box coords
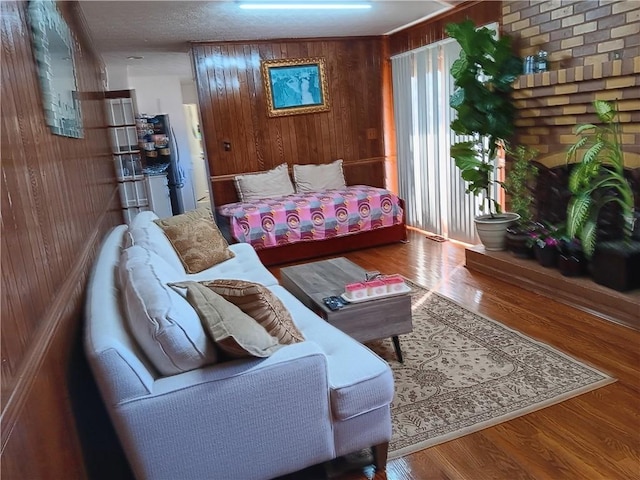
[268,285,395,421]
[119,246,217,375]
[130,210,160,230]
[170,281,282,358]
[234,163,295,202]
[127,223,186,274]
[204,279,305,345]
[293,159,346,193]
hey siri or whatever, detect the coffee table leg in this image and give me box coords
[392,336,403,363]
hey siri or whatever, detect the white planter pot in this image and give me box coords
[475,213,520,251]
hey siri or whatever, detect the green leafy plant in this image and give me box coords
[566,100,635,258]
[502,145,539,227]
[447,19,523,216]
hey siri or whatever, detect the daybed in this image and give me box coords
[215,161,407,266]
[84,209,394,480]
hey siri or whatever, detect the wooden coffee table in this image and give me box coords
[280,257,413,362]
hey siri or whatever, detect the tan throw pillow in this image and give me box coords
[170,281,282,358]
[154,206,212,228]
[203,279,305,345]
[154,208,234,273]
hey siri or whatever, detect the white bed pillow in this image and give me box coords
[234,163,294,202]
[293,159,346,193]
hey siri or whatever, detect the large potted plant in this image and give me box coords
[503,145,539,257]
[566,100,639,291]
[447,20,524,250]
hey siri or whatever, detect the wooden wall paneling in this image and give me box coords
[1,1,125,478]
[210,45,230,172]
[336,42,355,163]
[242,44,259,164]
[228,45,246,167]
[357,42,372,159]
[193,37,388,206]
[344,159,386,189]
[387,1,501,57]
[213,45,230,163]
[1,0,55,387]
[236,44,255,166]
[268,45,284,165]
[322,41,337,162]
[307,41,323,161]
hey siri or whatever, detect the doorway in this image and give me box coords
[183,103,210,208]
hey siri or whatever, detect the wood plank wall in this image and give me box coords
[387,1,501,57]
[192,37,387,206]
[1,2,125,478]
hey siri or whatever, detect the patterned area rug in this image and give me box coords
[366,280,615,460]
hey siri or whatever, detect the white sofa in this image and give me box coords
[84,211,394,480]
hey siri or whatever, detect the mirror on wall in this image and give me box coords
[28,0,83,138]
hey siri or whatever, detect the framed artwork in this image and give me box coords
[28,0,83,138]
[261,57,330,117]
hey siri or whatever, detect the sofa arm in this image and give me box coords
[112,342,335,480]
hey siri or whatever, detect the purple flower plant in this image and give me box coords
[527,222,564,249]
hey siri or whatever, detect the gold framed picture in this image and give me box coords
[261,57,330,117]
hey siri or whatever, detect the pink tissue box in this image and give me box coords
[365,279,387,296]
[381,274,406,292]
[344,282,367,300]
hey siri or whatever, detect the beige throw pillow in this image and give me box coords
[154,208,234,273]
[203,279,305,345]
[293,159,346,193]
[154,206,213,228]
[234,164,295,202]
[170,281,282,359]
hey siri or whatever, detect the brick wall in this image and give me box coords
[503,0,639,69]
[502,0,640,168]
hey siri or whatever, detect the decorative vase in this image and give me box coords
[475,213,520,251]
[534,244,558,268]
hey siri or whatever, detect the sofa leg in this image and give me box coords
[372,442,389,471]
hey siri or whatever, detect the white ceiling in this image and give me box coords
[78,0,459,79]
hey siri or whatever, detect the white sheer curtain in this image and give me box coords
[392,29,499,245]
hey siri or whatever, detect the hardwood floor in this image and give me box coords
[270,229,640,480]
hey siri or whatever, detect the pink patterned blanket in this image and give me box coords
[217,185,403,250]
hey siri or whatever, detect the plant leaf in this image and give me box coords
[566,194,591,237]
[580,218,597,258]
[575,124,597,135]
[449,87,465,109]
[450,59,469,85]
[582,141,604,165]
[593,100,615,123]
